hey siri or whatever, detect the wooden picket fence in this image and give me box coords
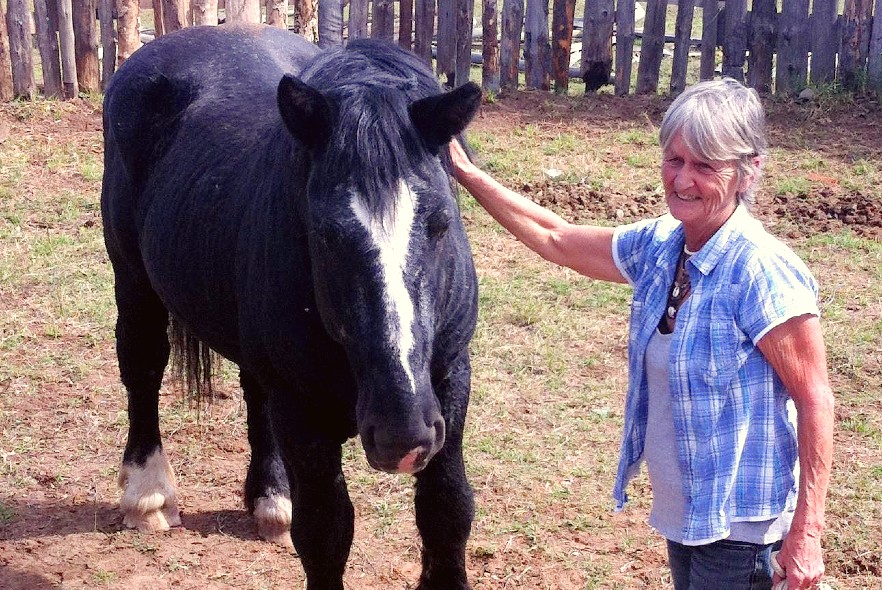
[1,0,881,103]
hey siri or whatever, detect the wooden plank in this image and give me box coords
[73,0,100,93]
[160,0,188,32]
[482,0,501,92]
[499,0,525,89]
[869,0,882,88]
[636,0,667,94]
[372,0,395,40]
[668,0,694,94]
[98,0,116,90]
[454,0,475,86]
[318,0,343,47]
[116,0,141,64]
[720,0,747,81]
[57,0,78,98]
[839,0,874,91]
[747,0,775,93]
[349,0,369,40]
[34,0,63,98]
[550,0,576,93]
[5,0,34,99]
[266,0,287,28]
[0,1,14,102]
[399,0,414,49]
[810,0,838,85]
[775,0,810,94]
[437,0,456,82]
[614,0,635,94]
[699,0,718,80]
[580,0,614,92]
[414,0,436,64]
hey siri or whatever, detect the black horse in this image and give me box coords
[101,24,482,590]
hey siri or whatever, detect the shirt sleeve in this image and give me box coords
[736,245,820,345]
[612,217,669,287]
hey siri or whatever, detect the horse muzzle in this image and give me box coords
[360,415,446,474]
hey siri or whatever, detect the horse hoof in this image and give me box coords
[254,495,293,548]
[122,501,182,532]
[118,451,181,533]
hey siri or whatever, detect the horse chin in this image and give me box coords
[366,446,435,475]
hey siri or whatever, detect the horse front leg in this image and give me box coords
[414,358,474,590]
[274,413,353,590]
[114,278,181,533]
[240,369,292,547]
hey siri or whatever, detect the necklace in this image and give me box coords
[660,248,692,332]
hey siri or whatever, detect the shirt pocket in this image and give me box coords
[687,289,743,394]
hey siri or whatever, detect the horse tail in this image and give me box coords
[168,316,217,406]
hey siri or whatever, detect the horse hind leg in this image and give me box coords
[240,370,293,547]
[114,276,181,533]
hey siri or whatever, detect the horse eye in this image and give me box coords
[426,209,450,239]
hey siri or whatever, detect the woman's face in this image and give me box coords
[662,133,746,247]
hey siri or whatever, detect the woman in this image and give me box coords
[450,78,833,590]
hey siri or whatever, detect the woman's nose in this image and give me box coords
[674,167,694,191]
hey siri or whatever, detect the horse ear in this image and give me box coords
[410,82,482,153]
[277,74,332,150]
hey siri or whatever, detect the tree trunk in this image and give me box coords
[116,0,140,64]
[57,0,78,98]
[482,0,500,93]
[318,0,343,47]
[5,0,35,99]
[291,0,318,40]
[192,0,218,25]
[34,0,64,98]
[161,0,188,32]
[0,1,15,101]
[73,0,100,94]
[99,0,116,89]
[265,0,286,27]
[226,0,261,23]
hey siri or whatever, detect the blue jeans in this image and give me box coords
[667,539,783,590]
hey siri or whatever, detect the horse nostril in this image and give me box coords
[432,417,446,448]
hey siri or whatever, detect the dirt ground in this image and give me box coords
[1,90,880,590]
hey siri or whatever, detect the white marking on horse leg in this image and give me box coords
[118,449,182,532]
[350,180,418,392]
[254,494,293,548]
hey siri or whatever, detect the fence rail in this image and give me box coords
[1,0,881,102]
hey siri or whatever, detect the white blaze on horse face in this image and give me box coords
[350,180,417,392]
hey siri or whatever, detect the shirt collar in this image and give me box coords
[683,206,758,276]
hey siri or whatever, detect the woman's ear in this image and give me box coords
[738,155,763,192]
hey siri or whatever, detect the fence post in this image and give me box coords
[372,0,395,40]
[192,0,219,25]
[615,0,635,94]
[482,0,500,93]
[636,0,667,94]
[670,0,695,95]
[5,0,35,99]
[809,0,838,86]
[318,0,343,47]
[721,0,747,81]
[699,0,718,80]
[455,0,474,86]
[34,0,64,98]
[524,0,551,89]
[226,0,261,23]
[438,0,456,83]
[839,0,873,91]
[550,0,575,94]
[57,0,78,98]
[414,0,436,65]
[0,3,13,102]
[747,0,775,93]
[349,0,368,40]
[399,0,414,49]
[499,0,524,90]
[99,0,116,89]
[776,0,810,94]
[117,0,141,64]
[869,0,882,89]
[266,0,287,27]
[581,0,613,92]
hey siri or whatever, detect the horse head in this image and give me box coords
[276,44,481,474]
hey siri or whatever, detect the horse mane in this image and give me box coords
[299,40,450,226]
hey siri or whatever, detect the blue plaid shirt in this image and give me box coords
[611,206,820,544]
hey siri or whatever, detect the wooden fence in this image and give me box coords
[1,0,881,102]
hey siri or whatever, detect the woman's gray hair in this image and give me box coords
[659,78,768,207]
